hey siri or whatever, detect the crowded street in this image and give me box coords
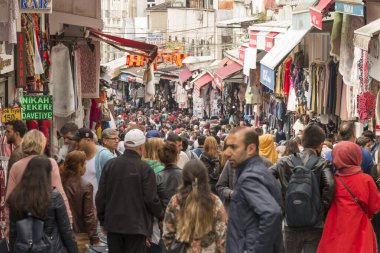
[1,0,380,253]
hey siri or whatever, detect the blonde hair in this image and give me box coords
[143,138,164,161]
[203,136,219,159]
[22,130,47,156]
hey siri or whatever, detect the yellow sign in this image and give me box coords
[1,108,22,123]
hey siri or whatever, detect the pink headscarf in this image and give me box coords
[332,141,362,176]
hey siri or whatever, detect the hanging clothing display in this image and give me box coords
[358,92,376,122]
[50,43,75,118]
[210,89,221,117]
[78,42,100,98]
[176,84,189,109]
[0,0,18,53]
[192,91,204,119]
[369,36,380,82]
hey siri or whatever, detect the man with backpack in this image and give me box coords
[270,124,335,253]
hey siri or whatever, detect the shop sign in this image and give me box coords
[260,64,276,91]
[19,0,52,13]
[239,46,247,62]
[249,31,259,48]
[310,9,323,30]
[335,2,364,16]
[1,108,22,123]
[146,33,166,46]
[0,53,14,74]
[15,32,26,88]
[20,95,53,120]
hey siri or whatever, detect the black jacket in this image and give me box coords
[269,149,335,221]
[227,156,283,253]
[96,150,163,236]
[9,190,78,253]
[156,165,182,209]
[200,154,221,182]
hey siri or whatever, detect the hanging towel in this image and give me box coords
[33,30,44,75]
[50,44,75,117]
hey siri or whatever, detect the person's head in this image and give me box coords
[283,139,300,156]
[204,136,219,159]
[362,130,375,147]
[60,150,87,184]
[301,124,326,155]
[60,122,78,146]
[21,130,47,156]
[177,160,213,242]
[124,129,146,155]
[224,127,259,167]
[102,128,119,153]
[144,137,164,161]
[197,135,206,147]
[338,121,356,142]
[167,133,182,154]
[182,137,189,152]
[5,120,27,145]
[7,156,52,220]
[254,127,263,136]
[158,142,178,166]
[356,136,371,152]
[332,141,362,176]
[259,134,278,163]
[74,128,96,155]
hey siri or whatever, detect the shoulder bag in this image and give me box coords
[161,240,188,253]
[337,176,368,216]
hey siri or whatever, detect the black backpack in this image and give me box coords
[14,213,50,253]
[285,154,322,228]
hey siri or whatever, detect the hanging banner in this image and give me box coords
[19,0,53,13]
[249,31,259,48]
[335,1,364,16]
[1,108,22,123]
[15,32,26,88]
[265,32,279,52]
[260,64,276,91]
[20,96,53,120]
[0,53,14,74]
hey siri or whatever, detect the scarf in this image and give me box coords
[333,141,362,176]
[259,134,278,164]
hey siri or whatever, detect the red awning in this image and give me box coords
[310,0,334,30]
[265,32,279,51]
[88,29,158,62]
[194,73,213,95]
[214,61,243,80]
[179,68,193,84]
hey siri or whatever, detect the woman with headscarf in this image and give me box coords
[259,134,278,164]
[317,141,380,253]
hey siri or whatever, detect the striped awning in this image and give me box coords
[194,73,213,95]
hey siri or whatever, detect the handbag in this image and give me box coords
[337,176,368,216]
[161,240,188,253]
[85,245,108,253]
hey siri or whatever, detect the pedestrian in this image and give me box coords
[259,134,278,164]
[356,136,372,153]
[6,130,72,230]
[57,122,79,164]
[7,156,78,253]
[224,127,283,253]
[96,129,163,253]
[60,150,100,253]
[270,124,335,253]
[216,160,235,212]
[317,141,380,253]
[166,133,190,169]
[192,135,205,158]
[283,139,300,157]
[162,159,227,253]
[200,136,221,195]
[5,120,27,183]
[144,137,165,173]
[101,128,121,157]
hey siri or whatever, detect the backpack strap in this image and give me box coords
[291,153,320,171]
[290,154,303,167]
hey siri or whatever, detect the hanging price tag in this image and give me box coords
[1,108,22,123]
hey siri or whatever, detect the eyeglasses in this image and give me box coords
[106,137,119,141]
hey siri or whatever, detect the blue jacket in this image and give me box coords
[95,146,114,183]
[226,156,283,253]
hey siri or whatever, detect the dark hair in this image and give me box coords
[197,135,206,146]
[362,130,375,141]
[60,122,78,135]
[229,127,259,150]
[6,120,27,138]
[284,140,300,156]
[159,142,178,165]
[60,150,86,184]
[7,156,52,220]
[302,124,326,148]
[182,137,188,152]
[339,121,355,141]
[356,136,371,147]
[254,127,264,136]
[166,133,181,143]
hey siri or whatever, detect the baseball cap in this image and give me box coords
[124,129,146,147]
[73,128,94,141]
[146,130,161,139]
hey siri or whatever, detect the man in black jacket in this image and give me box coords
[96,129,163,253]
[224,127,283,253]
[270,124,335,253]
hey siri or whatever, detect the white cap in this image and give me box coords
[124,129,146,147]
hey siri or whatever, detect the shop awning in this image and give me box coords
[160,75,179,81]
[214,61,243,90]
[260,28,310,70]
[249,21,290,51]
[194,73,213,95]
[309,0,334,30]
[354,19,380,50]
[88,29,158,62]
[179,68,193,84]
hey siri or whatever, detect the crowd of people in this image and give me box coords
[2,115,380,253]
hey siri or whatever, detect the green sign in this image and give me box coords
[20,96,53,120]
